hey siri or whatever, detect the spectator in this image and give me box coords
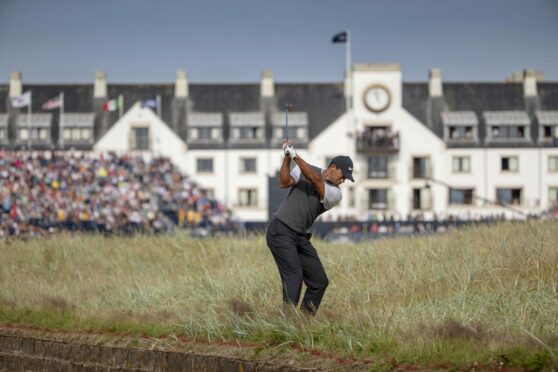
[0,151,232,240]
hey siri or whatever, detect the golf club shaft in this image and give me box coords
[285,105,289,142]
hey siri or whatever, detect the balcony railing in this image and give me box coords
[356,132,399,153]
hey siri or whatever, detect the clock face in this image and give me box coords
[363,85,391,113]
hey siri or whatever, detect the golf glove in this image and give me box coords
[283,143,297,159]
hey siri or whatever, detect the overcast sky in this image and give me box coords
[0,0,557,83]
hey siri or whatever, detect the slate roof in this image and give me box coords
[538,83,558,110]
[402,82,558,148]
[1,79,556,150]
[0,86,8,113]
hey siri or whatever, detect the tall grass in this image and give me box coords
[1,221,557,368]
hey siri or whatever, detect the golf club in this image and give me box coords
[284,104,293,141]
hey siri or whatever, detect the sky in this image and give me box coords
[0,0,557,84]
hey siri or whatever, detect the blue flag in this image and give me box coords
[332,31,347,43]
[140,97,157,110]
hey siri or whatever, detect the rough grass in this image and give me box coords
[1,221,557,369]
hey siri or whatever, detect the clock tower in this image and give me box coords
[350,63,402,218]
[352,63,401,126]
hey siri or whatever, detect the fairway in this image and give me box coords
[1,222,557,370]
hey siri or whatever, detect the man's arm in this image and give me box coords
[278,156,295,188]
[293,155,325,199]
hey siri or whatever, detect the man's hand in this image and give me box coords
[283,143,297,159]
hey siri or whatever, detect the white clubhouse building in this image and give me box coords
[1,65,557,221]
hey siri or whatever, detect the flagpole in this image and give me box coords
[60,92,65,150]
[28,91,32,150]
[119,94,123,118]
[345,29,351,112]
[345,29,353,135]
[156,95,161,117]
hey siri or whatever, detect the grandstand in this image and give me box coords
[0,151,234,239]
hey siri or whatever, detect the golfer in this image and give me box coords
[266,142,354,315]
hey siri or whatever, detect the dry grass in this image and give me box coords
[1,221,557,367]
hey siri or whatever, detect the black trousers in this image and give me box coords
[266,218,329,314]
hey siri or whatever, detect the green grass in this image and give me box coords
[1,221,557,369]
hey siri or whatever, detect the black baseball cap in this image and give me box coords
[329,156,354,182]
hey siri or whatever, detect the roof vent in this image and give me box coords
[94,70,107,98]
[9,71,22,98]
[260,69,274,97]
[523,68,537,97]
[175,69,188,98]
[428,68,442,97]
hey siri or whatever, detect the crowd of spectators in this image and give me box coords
[0,151,233,240]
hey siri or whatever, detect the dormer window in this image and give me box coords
[229,113,264,143]
[187,113,223,144]
[449,126,474,139]
[536,111,558,143]
[441,111,478,142]
[62,113,95,145]
[483,111,531,142]
[272,112,308,144]
[16,113,52,146]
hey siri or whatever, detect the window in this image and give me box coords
[542,125,554,139]
[412,157,430,179]
[19,128,48,141]
[549,156,558,173]
[130,127,149,150]
[238,188,257,207]
[348,187,355,208]
[38,128,48,141]
[449,126,474,139]
[449,188,474,205]
[368,189,388,210]
[501,156,519,172]
[412,188,431,210]
[195,127,213,140]
[19,128,28,140]
[0,128,5,140]
[367,156,388,178]
[240,157,257,173]
[72,128,81,140]
[549,187,558,204]
[491,126,526,139]
[196,158,213,173]
[200,188,215,199]
[238,127,260,139]
[81,128,91,140]
[275,127,306,140]
[452,156,471,173]
[496,188,522,205]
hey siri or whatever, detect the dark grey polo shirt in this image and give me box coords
[274,165,342,234]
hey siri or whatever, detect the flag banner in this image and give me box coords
[10,91,31,108]
[140,97,157,109]
[554,137,558,147]
[102,96,122,112]
[42,96,62,110]
[332,31,347,43]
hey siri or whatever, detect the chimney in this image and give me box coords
[260,69,274,97]
[9,71,22,97]
[523,68,537,97]
[94,70,107,98]
[175,69,188,98]
[429,68,443,97]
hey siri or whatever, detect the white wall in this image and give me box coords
[94,103,187,171]
[184,148,309,221]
